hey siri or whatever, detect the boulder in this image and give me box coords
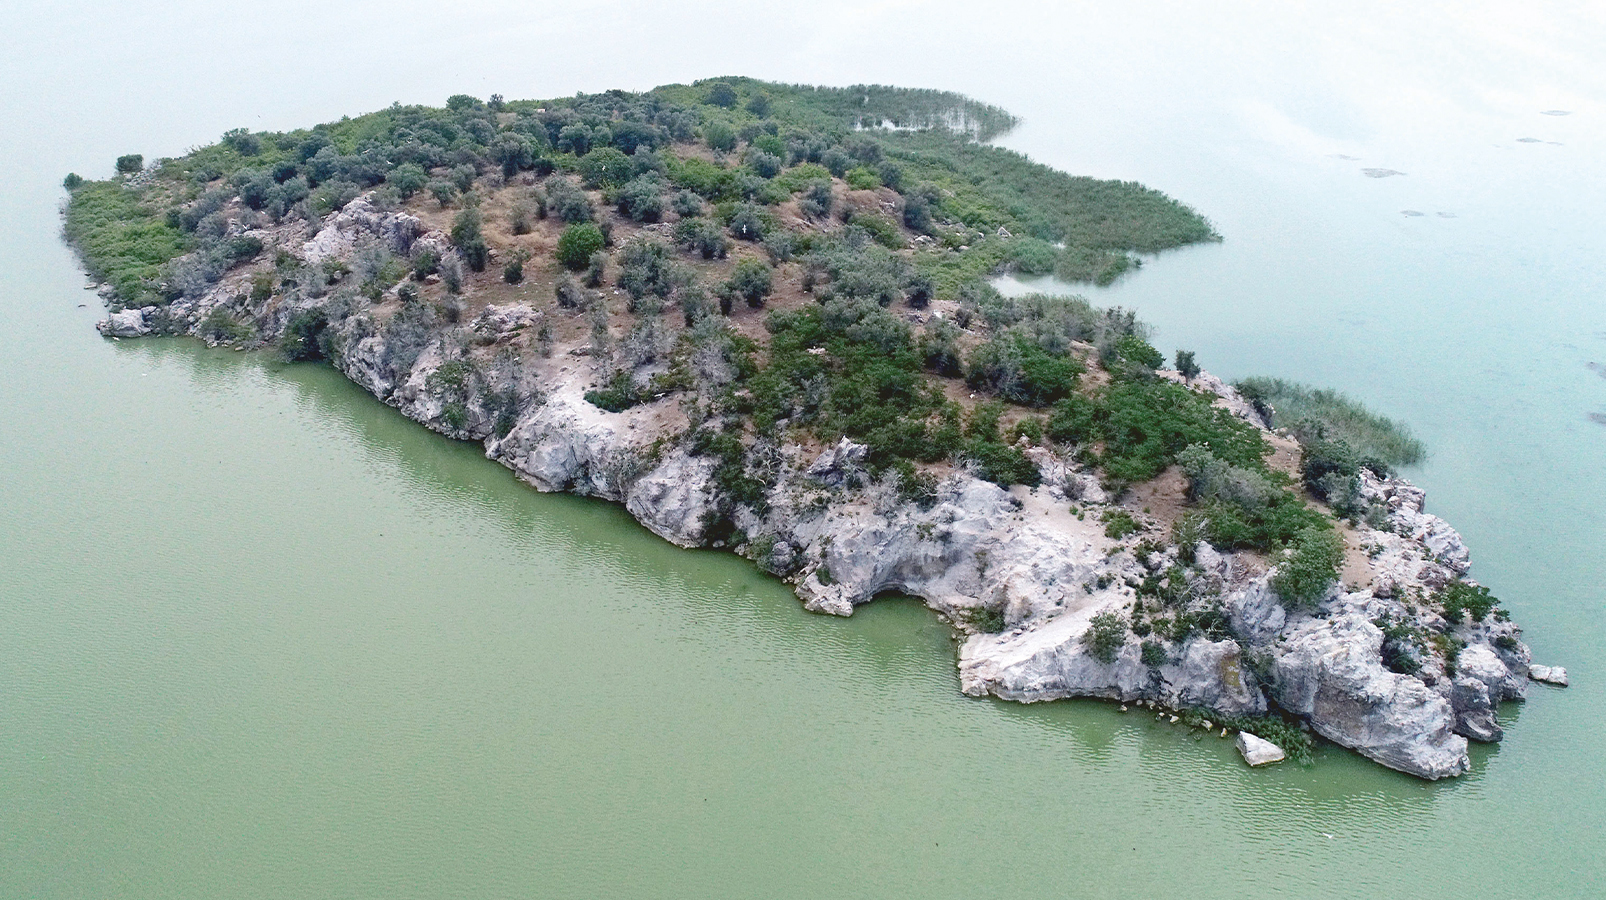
[1235,731,1286,766]
[1529,664,1569,686]
[97,308,149,337]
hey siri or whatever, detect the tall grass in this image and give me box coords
[1235,377,1426,467]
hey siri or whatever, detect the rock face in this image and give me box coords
[90,190,1544,782]
[1236,731,1286,767]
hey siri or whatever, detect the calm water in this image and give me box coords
[3,3,1602,897]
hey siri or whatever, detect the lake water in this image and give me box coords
[2,2,1602,897]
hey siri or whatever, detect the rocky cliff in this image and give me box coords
[91,193,1540,780]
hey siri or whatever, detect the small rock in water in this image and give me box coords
[1168,715,1179,724]
[1220,728,1229,738]
[1516,137,1543,143]
[1540,110,1572,116]
[1201,720,1213,731]
[1401,210,1424,217]
[1236,732,1287,767]
[1119,705,1128,712]
[1529,664,1569,686]
[1362,168,1405,178]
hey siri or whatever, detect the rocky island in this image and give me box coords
[63,78,1556,779]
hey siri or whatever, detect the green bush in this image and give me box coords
[450,208,489,272]
[556,223,606,270]
[704,82,738,108]
[1082,611,1129,663]
[724,258,773,309]
[844,166,881,190]
[1271,526,1345,610]
[1175,350,1200,380]
[281,309,329,362]
[965,334,1083,407]
[115,154,144,175]
[1103,510,1140,539]
[704,121,737,153]
[1439,581,1500,624]
[580,147,632,187]
[63,173,84,191]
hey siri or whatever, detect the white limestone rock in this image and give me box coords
[1529,664,1569,686]
[98,308,150,337]
[1236,731,1286,766]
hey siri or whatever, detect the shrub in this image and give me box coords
[1440,581,1500,624]
[616,174,666,222]
[584,251,608,288]
[675,218,729,260]
[439,253,464,294]
[703,121,737,152]
[389,162,428,199]
[116,154,144,175]
[281,309,328,362]
[1271,526,1345,610]
[63,173,84,190]
[546,177,594,223]
[450,208,489,272]
[1103,510,1140,539]
[616,240,678,305]
[745,92,772,116]
[428,180,457,207]
[585,370,647,412]
[724,258,773,309]
[554,275,585,308]
[670,190,704,218]
[965,335,1083,407]
[557,223,606,270]
[411,248,439,281]
[1082,611,1129,663]
[704,81,738,108]
[503,257,524,284]
[747,150,782,179]
[844,166,881,190]
[727,203,766,241]
[801,179,834,219]
[1141,640,1168,667]
[580,147,632,188]
[1175,349,1200,380]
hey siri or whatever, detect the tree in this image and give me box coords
[557,223,606,270]
[503,250,528,284]
[616,175,665,222]
[801,180,834,219]
[388,163,428,199]
[747,150,782,179]
[579,147,632,187]
[724,258,773,309]
[115,154,143,175]
[704,121,736,153]
[451,208,489,272]
[490,133,534,177]
[746,92,772,117]
[427,179,457,208]
[1081,611,1128,664]
[727,203,766,242]
[1175,349,1200,380]
[1271,526,1345,609]
[446,94,483,112]
[705,81,738,108]
[63,173,84,190]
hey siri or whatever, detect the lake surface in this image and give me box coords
[2,3,1602,897]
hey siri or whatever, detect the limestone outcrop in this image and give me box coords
[90,191,1541,781]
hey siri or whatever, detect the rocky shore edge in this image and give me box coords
[91,194,1566,780]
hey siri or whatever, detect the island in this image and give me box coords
[62,78,1552,779]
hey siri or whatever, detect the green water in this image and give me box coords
[3,3,1603,897]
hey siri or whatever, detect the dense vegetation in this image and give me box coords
[63,77,1404,618]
